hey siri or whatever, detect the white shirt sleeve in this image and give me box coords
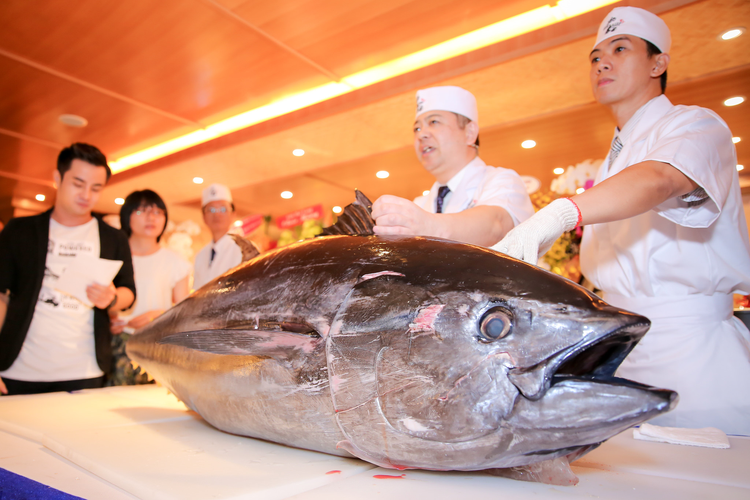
[168,251,192,289]
[412,194,429,210]
[228,240,244,269]
[647,108,735,228]
[474,168,535,227]
[193,245,211,290]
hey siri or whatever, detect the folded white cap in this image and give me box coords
[594,7,671,53]
[415,86,478,125]
[202,183,233,207]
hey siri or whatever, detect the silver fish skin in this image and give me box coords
[126,234,677,471]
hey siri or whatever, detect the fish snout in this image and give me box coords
[508,313,650,400]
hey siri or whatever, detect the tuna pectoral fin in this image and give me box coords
[485,457,579,486]
[158,329,321,357]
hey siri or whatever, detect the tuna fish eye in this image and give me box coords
[479,308,512,342]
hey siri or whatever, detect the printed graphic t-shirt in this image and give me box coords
[0,218,104,381]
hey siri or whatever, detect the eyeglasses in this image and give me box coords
[204,206,229,214]
[135,207,165,217]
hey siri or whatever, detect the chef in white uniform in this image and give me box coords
[193,184,243,290]
[493,7,750,434]
[372,86,533,246]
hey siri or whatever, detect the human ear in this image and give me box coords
[53,170,61,189]
[651,53,670,78]
[465,121,479,146]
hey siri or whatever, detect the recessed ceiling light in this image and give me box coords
[553,167,565,175]
[733,137,741,144]
[115,198,125,205]
[35,194,45,202]
[281,191,293,199]
[738,164,745,171]
[293,149,305,156]
[724,96,745,107]
[58,114,88,127]
[376,170,390,179]
[193,177,204,184]
[233,220,242,227]
[422,190,430,196]
[521,140,536,149]
[332,206,342,214]
[720,27,745,41]
[575,187,585,194]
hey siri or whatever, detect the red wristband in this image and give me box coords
[567,198,582,227]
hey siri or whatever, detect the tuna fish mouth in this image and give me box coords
[508,320,650,400]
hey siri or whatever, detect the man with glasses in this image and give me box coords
[193,184,243,289]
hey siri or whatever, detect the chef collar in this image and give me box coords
[438,156,485,193]
[614,95,664,144]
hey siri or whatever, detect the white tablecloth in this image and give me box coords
[0,385,747,499]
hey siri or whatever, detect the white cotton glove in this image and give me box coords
[491,198,580,264]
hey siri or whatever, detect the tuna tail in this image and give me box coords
[228,233,262,262]
[320,189,374,236]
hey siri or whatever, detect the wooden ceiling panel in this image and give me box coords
[0,57,194,162]
[663,0,750,82]
[0,0,331,125]
[232,0,552,77]
[0,134,60,179]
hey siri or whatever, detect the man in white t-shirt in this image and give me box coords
[372,86,534,246]
[0,143,136,395]
[493,7,750,434]
[193,184,243,289]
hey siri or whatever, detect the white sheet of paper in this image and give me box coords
[55,256,123,308]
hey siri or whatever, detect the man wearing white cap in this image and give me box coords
[372,86,533,246]
[193,184,243,289]
[494,7,750,434]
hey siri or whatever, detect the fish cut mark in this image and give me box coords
[358,271,406,283]
[407,304,445,335]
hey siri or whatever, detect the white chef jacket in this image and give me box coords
[193,233,243,290]
[580,95,750,435]
[413,157,534,232]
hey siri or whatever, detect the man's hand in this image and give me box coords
[0,376,7,395]
[127,309,165,330]
[372,195,442,237]
[87,282,117,310]
[492,198,579,264]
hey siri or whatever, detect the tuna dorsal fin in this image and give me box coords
[228,233,261,262]
[158,329,321,357]
[320,189,374,236]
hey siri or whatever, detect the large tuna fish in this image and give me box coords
[127,193,676,481]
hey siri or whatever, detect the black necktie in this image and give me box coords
[210,248,216,263]
[436,186,451,214]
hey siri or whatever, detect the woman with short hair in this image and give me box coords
[110,189,191,385]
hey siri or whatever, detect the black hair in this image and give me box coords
[645,40,667,94]
[57,143,111,181]
[120,189,168,242]
[454,113,480,148]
